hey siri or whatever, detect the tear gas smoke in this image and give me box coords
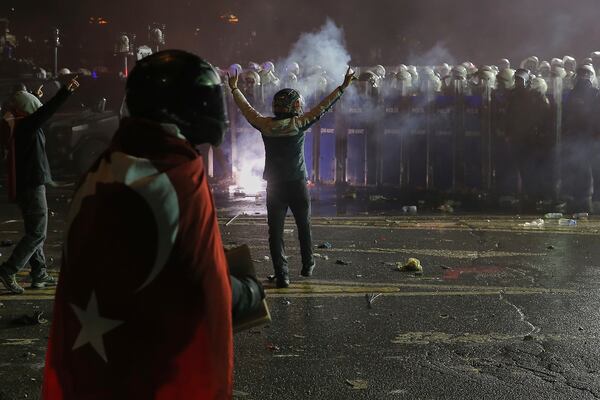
[232,19,352,194]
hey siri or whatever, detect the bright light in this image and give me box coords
[220,13,239,24]
[231,164,265,196]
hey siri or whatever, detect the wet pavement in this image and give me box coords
[1,185,600,399]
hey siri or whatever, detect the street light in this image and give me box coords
[114,32,135,78]
[51,27,60,77]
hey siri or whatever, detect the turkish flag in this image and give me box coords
[43,119,233,399]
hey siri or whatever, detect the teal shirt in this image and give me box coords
[233,87,343,183]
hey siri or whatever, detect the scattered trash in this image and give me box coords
[369,195,387,202]
[573,213,589,219]
[225,213,242,226]
[402,205,418,214]
[397,258,423,273]
[283,229,294,234]
[544,213,563,219]
[266,344,280,352]
[0,240,14,247]
[335,259,351,266]
[323,255,329,261]
[343,190,357,199]
[263,255,270,261]
[281,300,291,306]
[558,218,577,227]
[365,293,382,308]
[522,219,544,227]
[317,242,332,249]
[547,245,555,250]
[12,311,47,326]
[438,203,454,213]
[356,274,363,278]
[439,314,450,319]
[345,379,368,390]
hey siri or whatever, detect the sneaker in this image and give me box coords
[31,273,58,289]
[301,262,316,277]
[0,269,25,294]
[275,273,290,288]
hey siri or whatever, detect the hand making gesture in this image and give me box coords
[341,66,357,90]
[227,71,239,92]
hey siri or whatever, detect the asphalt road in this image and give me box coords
[1,187,599,399]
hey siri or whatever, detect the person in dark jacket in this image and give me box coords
[0,77,79,294]
[228,67,356,288]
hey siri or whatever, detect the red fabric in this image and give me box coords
[1,112,17,202]
[43,119,233,399]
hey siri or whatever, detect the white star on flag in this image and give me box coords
[70,291,124,363]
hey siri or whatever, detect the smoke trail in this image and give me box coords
[279,18,351,99]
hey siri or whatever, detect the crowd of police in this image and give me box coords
[217,54,600,213]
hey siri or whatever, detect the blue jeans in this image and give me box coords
[266,180,314,277]
[2,185,48,278]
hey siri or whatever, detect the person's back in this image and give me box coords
[229,68,356,287]
[43,50,263,400]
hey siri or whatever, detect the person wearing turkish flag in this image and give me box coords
[43,50,264,399]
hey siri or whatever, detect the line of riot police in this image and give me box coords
[215,54,600,213]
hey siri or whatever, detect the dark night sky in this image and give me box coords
[2,0,600,68]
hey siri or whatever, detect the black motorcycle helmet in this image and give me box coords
[272,88,304,117]
[126,50,228,146]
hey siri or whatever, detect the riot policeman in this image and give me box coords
[505,69,553,206]
[561,65,600,213]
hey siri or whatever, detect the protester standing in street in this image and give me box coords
[229,66,356,287]
[0,78,79,294]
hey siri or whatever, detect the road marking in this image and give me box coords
[247,245,545,259]
[1,338,39,346]
[222,217,600,236]
[389,331,597,345]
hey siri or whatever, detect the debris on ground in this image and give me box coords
[397,258,423,273]
[0,239,14,247]
[356,274,363,278]
[267,275,276,282]
[402,205,417,214]
[544,213,563,219]
[558,218,577,227]
[225,213,242,226]
[317,242,332,249]
[343,190,357,199]
[266,344,280,352]
[293,334,306,339]
[345,379,368,390]
[439,314,450,319]
[263,255,270,261]
[522,218,544,227]
[335,259,351,265]
[573,213,589,220]
[438,203,454,213]
[365,293,382,308]
[281,300,291,306]
[323,255,329,260]
[12,311,47,326]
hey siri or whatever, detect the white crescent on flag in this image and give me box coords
[65,152,180,292]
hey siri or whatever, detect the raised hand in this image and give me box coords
[227,72,239,91]
[342,66,357,89]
